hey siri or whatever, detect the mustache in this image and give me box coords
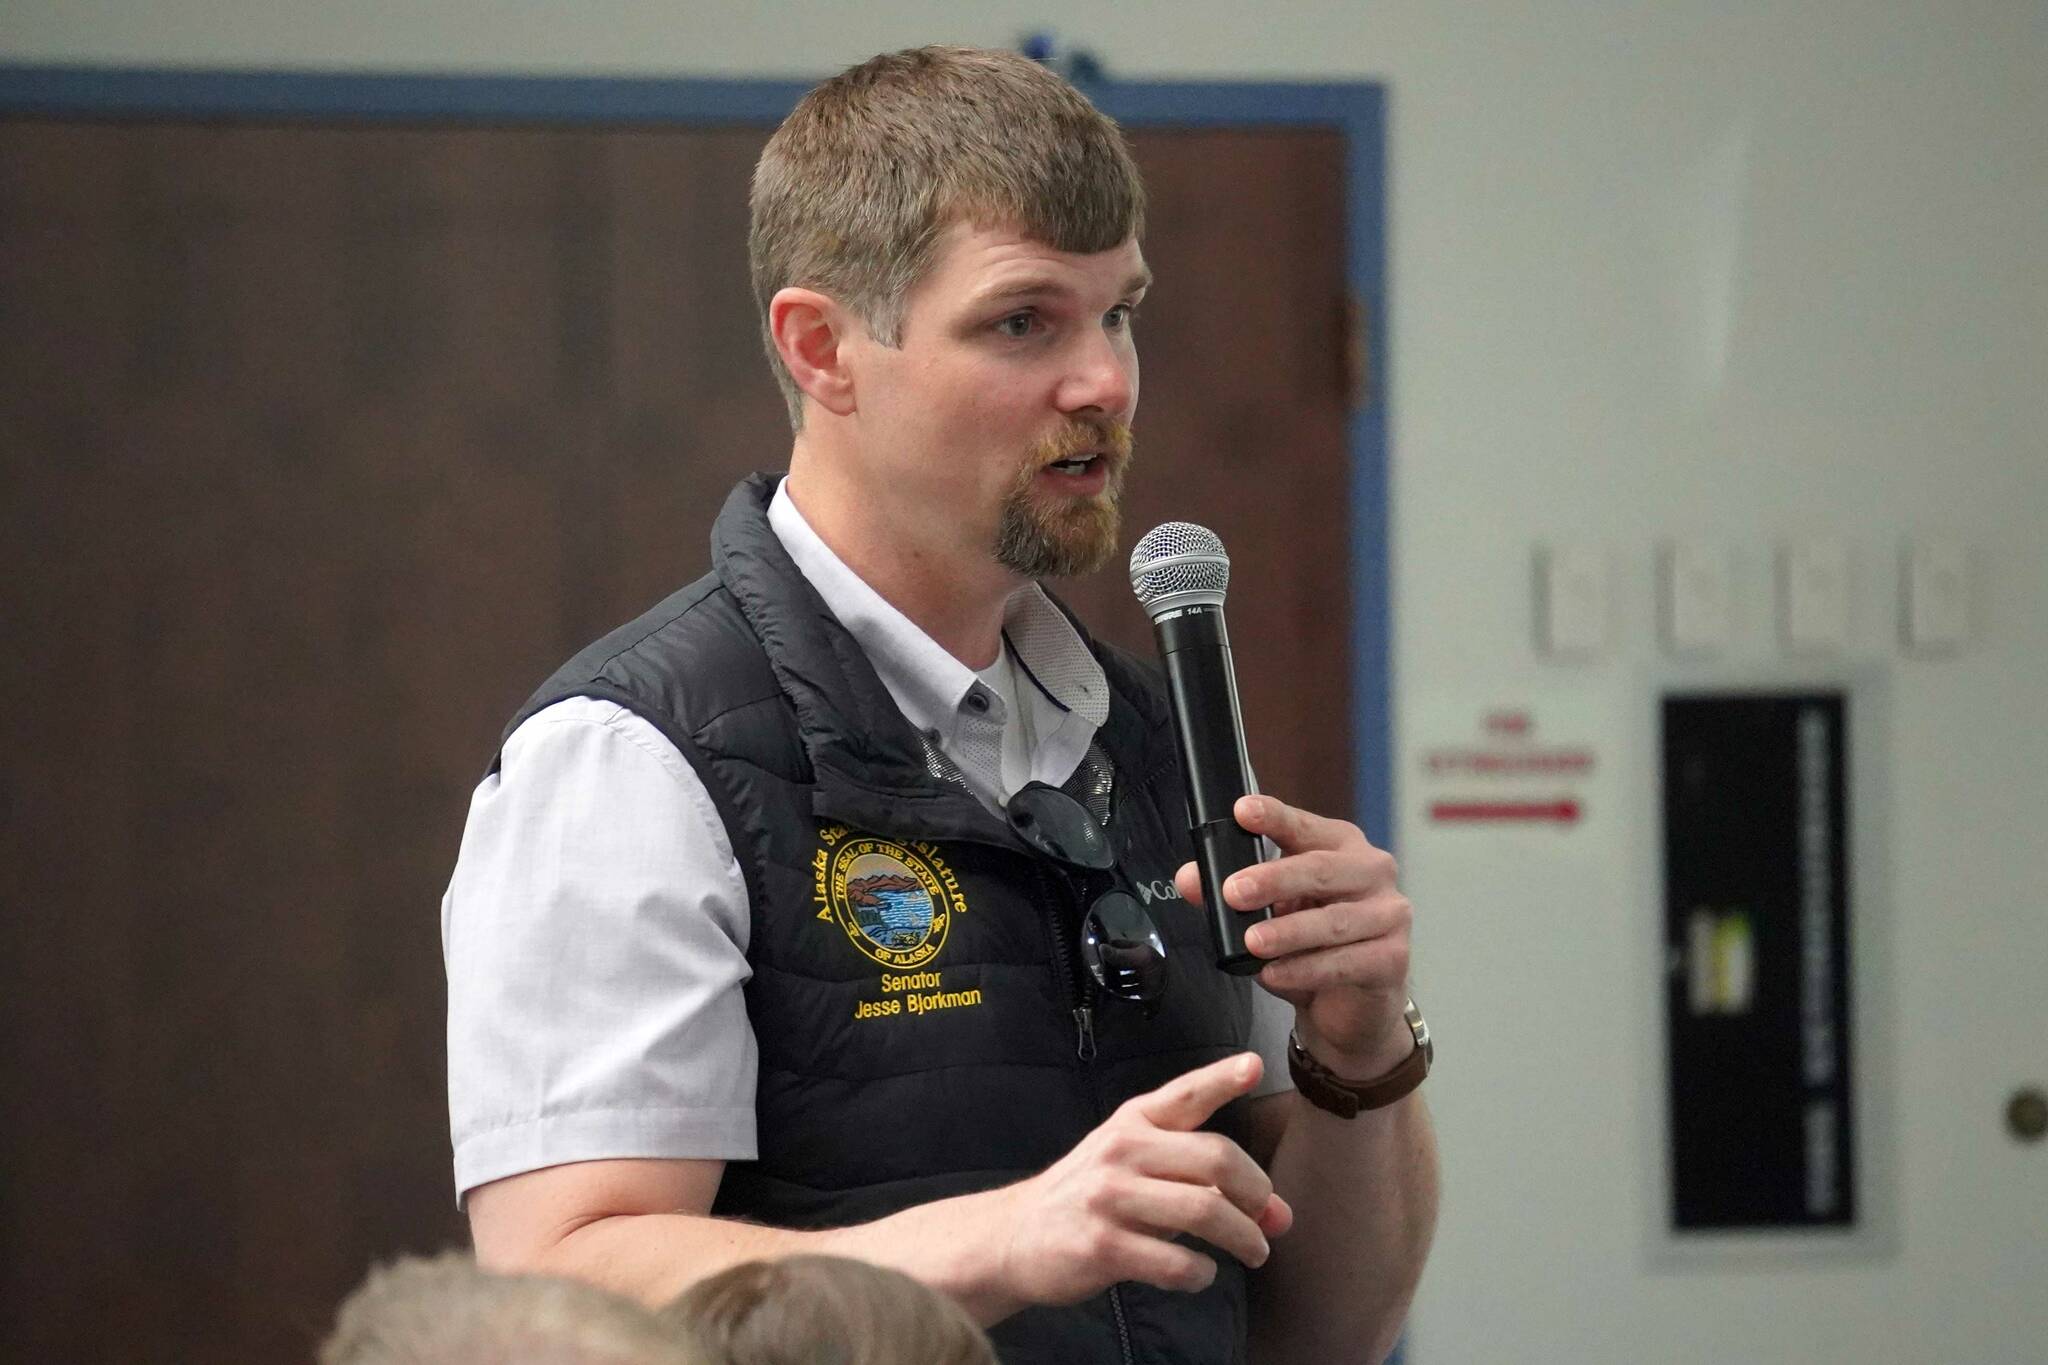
[1030,418,1135,467]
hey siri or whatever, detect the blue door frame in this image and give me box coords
[0,63,1393,849]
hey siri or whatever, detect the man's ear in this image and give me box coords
[768,288,858,418]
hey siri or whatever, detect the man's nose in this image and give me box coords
[1058,330,1136,418]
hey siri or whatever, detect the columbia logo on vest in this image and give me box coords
[1133,878,1182,905]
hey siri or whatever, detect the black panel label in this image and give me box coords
[1663,692,1854,1230]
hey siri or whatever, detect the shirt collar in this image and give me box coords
[766,478,1108,739]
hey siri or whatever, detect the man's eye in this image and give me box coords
[996,312,1036,338]
[1105,304,1136,330]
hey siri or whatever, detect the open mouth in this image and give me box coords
[1045,454,1103,475]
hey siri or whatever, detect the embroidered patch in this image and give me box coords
[813,825,967,971]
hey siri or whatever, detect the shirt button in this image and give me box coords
[965,692,990,714]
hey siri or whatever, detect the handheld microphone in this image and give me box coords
[1129,522,1273,975]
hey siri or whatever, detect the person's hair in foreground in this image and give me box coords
[657,1254,997,1365]
[748,43,1146,428]
[319,1251,701,1365]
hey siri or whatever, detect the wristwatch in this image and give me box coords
[1286,997,1432,1118]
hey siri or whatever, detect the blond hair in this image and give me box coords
[320,1251,703,1365]
[658,1255,996,1365]
[749,44,1146,427]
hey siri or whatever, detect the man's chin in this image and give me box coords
[995,497,1122,580]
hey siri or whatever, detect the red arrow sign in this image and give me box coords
[1430,799,1581,825]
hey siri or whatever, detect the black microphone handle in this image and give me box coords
[1153,604,1273,976]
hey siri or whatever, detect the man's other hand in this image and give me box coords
[1175,796,1415,1078]
[991,1053,1293,1304]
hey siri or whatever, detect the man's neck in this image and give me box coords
[783,451,1017,670]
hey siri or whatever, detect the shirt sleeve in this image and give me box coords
[442,697,757,1206]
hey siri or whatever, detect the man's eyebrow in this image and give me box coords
[968,268,1154,310]
[967,277,1072,308]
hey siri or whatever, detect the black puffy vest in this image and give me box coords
[503,474,1258,1364]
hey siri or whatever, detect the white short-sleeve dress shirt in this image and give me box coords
[443,480,1293,1203]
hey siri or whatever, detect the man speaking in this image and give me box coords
[443,44,1438,1364]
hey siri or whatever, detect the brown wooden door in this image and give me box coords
[0,113,1348,1362]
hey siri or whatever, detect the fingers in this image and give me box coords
[1225,844,1397,914]
[1085,1125,1285,1273]
[1258,1192,1295,1238]
[1099,1229,1219,1294]
[1012,1056,1291,1306]
[1257,935,1410,995]
[1232,794,1363,855]
[1102,1175,1273,1269]
[1113,1125,1276,1224]
[1243,893,1412,963]
[1178,800,1394,917]
[1126,1052,1262,1132]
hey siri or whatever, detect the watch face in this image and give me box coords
[1405,997,1433,1067]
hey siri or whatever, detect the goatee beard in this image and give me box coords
[994,419,1136,579]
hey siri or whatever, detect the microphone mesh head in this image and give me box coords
[1129,522,1230,615]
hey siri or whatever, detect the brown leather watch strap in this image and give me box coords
[1287,1017,1429,1119]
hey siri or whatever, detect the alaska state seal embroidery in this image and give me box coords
[812,824,967,971]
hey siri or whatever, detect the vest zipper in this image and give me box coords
[1031,863,1097,1061]
[1109,1283,1136,1363]
[1027,864,1137,1365]
[1088,1012,1137,1365]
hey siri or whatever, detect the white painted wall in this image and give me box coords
[8,4,2043,1360]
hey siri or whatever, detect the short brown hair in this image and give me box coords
[657,1255,996,1365]
[320,1251,703,1365]
[749,44,1146,427]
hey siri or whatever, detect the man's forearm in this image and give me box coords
[528,1186,1023,1324]
[480,1055,1286,1335]
[1250,1090,1440,1365]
